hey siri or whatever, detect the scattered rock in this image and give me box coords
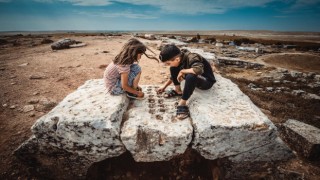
[51,38,81,50]
[41,38,54,44]
[102,51,109,53]
[33,92,40,95]
[10,105,16,109]
[28,99,39,104]
[248,83,256,89]
[303,93,320,100]
[99,64,108,69]
[278,119,320,160]
[291,90,305,96]
[2,104,8,107]
[29,113,36,117]
[23,105,34,113]
[18,63,29,67]
[29,75,45,80]
[266,87,274,92]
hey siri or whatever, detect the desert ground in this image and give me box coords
[0,32,319,179]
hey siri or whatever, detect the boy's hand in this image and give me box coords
[177,72,185,82]
[156,87,166,94]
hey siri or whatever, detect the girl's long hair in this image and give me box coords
[113,38,159,65]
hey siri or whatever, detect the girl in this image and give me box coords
[104,38,158,99]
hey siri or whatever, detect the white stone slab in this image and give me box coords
[121,85,193,162]
[32,79,128,161]
[190,74,277,159]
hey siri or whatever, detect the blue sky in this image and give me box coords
[0,0,319,31]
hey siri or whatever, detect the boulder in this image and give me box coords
[51,38,80,50]
[278,119,320,160]
[14,136,92,179]
[121,85,193,162]
[16,79,128,164]
[190,75,278,160]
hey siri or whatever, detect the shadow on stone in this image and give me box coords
[86,148,213,180]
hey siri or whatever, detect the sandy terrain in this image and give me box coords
[0,33,319,179]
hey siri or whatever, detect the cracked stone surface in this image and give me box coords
[190,74,278,159]
[228,137,294,162]
[31,79,128,162]
[120,85,193,162]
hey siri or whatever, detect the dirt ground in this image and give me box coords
[0,33,319,179]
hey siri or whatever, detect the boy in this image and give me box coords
[157,44,216,119]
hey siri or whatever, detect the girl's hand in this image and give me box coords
[137,91,144,98]
[156,86,166,94]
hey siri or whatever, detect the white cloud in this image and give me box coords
[76,10,158,19]
[290,0,320,9]
[118,0,276,14]
[32,0,320,15]
[32,0,277,14]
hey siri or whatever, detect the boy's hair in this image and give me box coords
[159,44,181,62]
[113,38,158,65]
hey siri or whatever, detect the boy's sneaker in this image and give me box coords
[126,92,145,100]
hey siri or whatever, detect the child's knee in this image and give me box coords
[185,74,197,81]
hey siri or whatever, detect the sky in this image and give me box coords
[0,0,320,32]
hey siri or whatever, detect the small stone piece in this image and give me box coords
[18,63,29,67]
[29,75,45,80]
[23,105,34,113]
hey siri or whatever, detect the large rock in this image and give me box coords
[190,75,278,159]
[30,79,128,162]
[279,119,320,160]
[51,38,80,50]
[121,85,193,162]
[14,136,92,179]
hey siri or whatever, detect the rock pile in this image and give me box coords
[15,75,294,179]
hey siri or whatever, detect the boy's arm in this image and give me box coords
[157,79,172,93]
[188,53,204,75]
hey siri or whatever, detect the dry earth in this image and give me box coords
[0,33,319,179]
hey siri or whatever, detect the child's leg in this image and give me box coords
[128,64,142,88]
[181,74,198,102]
[179,74,214,104]
[133,71,141,89]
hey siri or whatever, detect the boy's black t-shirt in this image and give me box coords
[178,51,216,83]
